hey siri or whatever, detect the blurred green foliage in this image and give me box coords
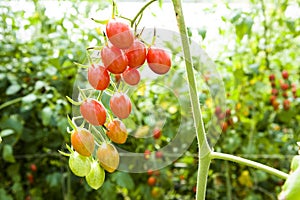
[0,0,299,200]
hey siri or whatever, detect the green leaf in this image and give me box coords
[111,172,135,190]
[45,66,58,76]
[6,84,21,95]
[3,144,16,163]
[6,164,21,182]
[41,106,52,126]
[158,0,163,8]
[12,182,24,200]
[235,16,253,40]
[0,188,13,200]
[22,93,37,103]
[197,28,207,40]
[0,129,15,137]
[98,180,117,199]
[230,10,242,23]
[34,80,47,90]
[46,172,62,188]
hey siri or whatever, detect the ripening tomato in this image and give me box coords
[283,99,290,110]
[147,47,171,75]
[71,128,95,157]
[97,143,120,173]
[125,39,147,68]
[106,19,134,49]
[147,176,156,186]
[110,93,132,119]
[221,121,228,132]
[122,67,140,86]
[27,173,34,184]
[80,99,106,126]
[88,64,110,90]
[101,45,128,74]
[106,119,128,144]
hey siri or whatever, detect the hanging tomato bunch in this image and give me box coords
[60,5,172,189]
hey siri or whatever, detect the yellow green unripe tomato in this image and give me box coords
[85,160,105,190]
[290,155,300,172]
[69,151,91,177]
[279,167,300,200]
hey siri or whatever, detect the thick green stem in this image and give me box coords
[210,152,289,180]
[0,97,22,110]
[172,1,211,199]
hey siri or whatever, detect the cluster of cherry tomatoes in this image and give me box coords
[62,17,172,190]
[214,107,234,133]
[269,70,297,111]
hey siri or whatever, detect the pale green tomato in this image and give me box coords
[281,167,300,200]
[69,151,91,177]
[291,155,300,172]
[85,161,105,190]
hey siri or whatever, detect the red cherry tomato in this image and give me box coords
[125,39,147,68]
[122,67,140,86]
[110,93,132,119]
[147,176,156,186]
[147,47,171,75]
[71,128,95,157]
[155,151,163,159]
[106,19,134,49]
[30,164,37,172]
[88,64,110,90]
[282,70,289,79]
[106,119,128,144]
[152,128,162,139]
[101,45,128,74]
[80,99,107,126]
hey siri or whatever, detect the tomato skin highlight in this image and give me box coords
[80,99,107,126]
[106,119,128,144]
[122,67,140,86]
[71,128,95,157]
[101,45,128,74]
[106,19,134,49]
[88,64,110,90]
[147,47,171,75]
[125,39,147,68]
[97,143,120,173]
[110,93,132,119]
